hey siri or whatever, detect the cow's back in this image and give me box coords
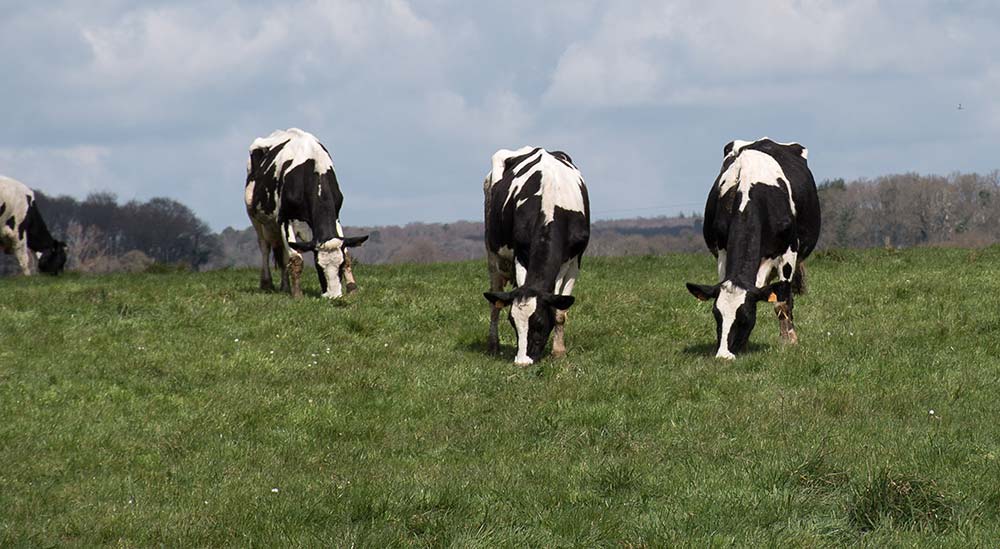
[0,176,33,231]
[705,138,820,261]
[246,129,343,234]
[484,147,590,259]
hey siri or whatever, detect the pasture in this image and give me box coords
[2,248,1000,546]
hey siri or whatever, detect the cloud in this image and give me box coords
[544,1,1000,108]
[1,1,999,230]
[0,146,113,197]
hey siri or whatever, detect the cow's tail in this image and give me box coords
[792,263,807,295]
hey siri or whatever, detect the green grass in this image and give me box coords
[2,247,1000,546]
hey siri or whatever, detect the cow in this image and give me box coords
[245,128,368,299]
[483,146,591,366]
[686,138,821,359]
[0,176,67,276]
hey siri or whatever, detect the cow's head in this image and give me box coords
[37,240,67,275]
[288,235,368,298]
[686,279,790,359]
[483,287,575,365]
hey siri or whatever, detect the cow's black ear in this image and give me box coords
[753,280,791,303]
[543,293,575,310]
[723,141,735,157]
[686,282,720,301]
[484,291,514,308]
[288,240,316,252]
[343,235,369,248]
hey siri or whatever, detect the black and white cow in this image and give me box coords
[686,138,821,359]
[0,176,67,276]
[483,147,591,365]
[245,128,368,298]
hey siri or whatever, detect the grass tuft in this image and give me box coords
[846,468,955,532]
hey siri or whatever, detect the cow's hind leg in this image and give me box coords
[775,295,797,344]
[774,251,799,344]
[343,251,359,294]
[791,262,807,295]
[276,246,290,293]
[13,243,31,276]
[486,253,508,356]
[257,237,274,291]
[551,259,579,359]
[288,250,304,298]
[552,310,568,358]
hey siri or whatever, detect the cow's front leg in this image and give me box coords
[288,251,304,298]
[343,251,358,294]
[276,246,290,293]
[551,309,568,358]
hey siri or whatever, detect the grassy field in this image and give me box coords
[2,247,1000,546]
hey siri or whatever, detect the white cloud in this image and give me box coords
[2,1,999,230]
[545,0,1000,108]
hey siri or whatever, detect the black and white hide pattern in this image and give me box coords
[244,128,368,299]
[0,176,67,276]
[687,138,821,359]
[483,147,591,365]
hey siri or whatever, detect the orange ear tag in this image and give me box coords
[767,292,778,303]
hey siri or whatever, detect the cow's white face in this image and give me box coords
[687,280,790,359]
[714,281,755,360]
[315,238,346,298]
[485,288,575,365]
[510,296,539,365]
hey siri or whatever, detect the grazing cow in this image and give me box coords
[245,128,368,298]
[483,147,591,365]
[686,138,821,359]
[0,176,67,276]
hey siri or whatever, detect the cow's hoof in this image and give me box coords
[260,281,275,291]
[487,344,500,356]
[346,282,358,294]
[551,349,567,359]
[780,330,799,345]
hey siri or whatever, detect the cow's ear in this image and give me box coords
[343,234,369,248]
[484,291,514,309]
[543,293,575,310]
[753,280,791,303]
[686,282,720,301]
[723,141,735,157]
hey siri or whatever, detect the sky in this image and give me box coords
[1,0,998,231]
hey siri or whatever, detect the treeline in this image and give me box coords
[818,171,1000,249]
[0,192,220,275]
[4,171,1000,275]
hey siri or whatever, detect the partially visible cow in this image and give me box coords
[686,138,821,359]
[245,128,368,298]
[483,147,591,365]
[0,176,67,276]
